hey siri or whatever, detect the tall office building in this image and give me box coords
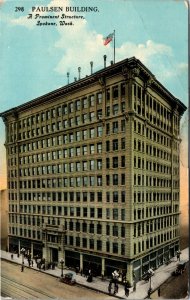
[0,57,186,284]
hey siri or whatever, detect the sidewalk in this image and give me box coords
[1,248,189,299]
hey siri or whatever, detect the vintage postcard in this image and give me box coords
[0,0,188,299]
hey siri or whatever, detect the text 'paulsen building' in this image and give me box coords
[0,57,186,284]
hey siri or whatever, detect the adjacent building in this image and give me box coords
[0,189,8,250]
[0,56,186,284]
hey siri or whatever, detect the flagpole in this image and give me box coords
[113,29,115,63]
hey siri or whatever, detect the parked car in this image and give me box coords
[60,272,76,285]
[172,261,187,276]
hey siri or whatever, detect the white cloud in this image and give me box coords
[8,0,187,86]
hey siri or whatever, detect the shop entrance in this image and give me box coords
[51,248,58,263]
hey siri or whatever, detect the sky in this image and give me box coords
[0,0,189,223]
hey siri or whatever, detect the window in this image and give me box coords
[82,130,87,140]
[90,128,95,138]
[83,177,88,187]
[113,225,118,236]
[121,191,125,203]
[113,86,118,98]
[121,174,125,185]
[113,104,118,115]
[113,191,118,202]
[69,102,74,113]
[82,114,88,124]
[89,112,95,122]
[76,177,81,187]
[113,157,118,168]
[113,121,118,133]
[76,162,80,172]
[97,109,102,119]
[97,176,102,186]
[97,240,102,251]
[113,242,118,254]
[90,144,95,154]
[82,98,88,109]
[76,147,81,156]
[121,156,125,167]
[106,107,110,116]
[97,208,102,218]
[97,93,102,104]
[113,208,118,220]
[97,126,103,137]
[113,139,118,151]
[106,124,110,135]
[90,192,95,201]
[89,95,95,107]
[106,158,110,169]
[121,119,125,131]
[97,192,102,202]
[106,89,110,101]
[83,192,87,202]
[121,138,125,149]
[82,145,87,155]
[113,174,118,185]
[90,176,95,186]
[89,239,94,249]
[82,161,88,171]
[90,160,95,170]
[75,100,80,110]
[83,207,87,217]
[76,192,80,202]
[97,143,102,153]
[90,208,95,218]
[97,159,102,170]
[75,115,80,125]
[76,131,80,141]
[89,223,94,233]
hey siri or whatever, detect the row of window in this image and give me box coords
[133,83,179,135]
[134,191,179,203]
[134,229,179,255]
[8,83,126,128]
[133,205,179,220]
[134,216,179,237]
[18,189,126,203]
[134,120,177,149]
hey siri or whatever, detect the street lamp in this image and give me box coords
[20,248,25,265]
[60,258,64,278]
[147,268,154,297]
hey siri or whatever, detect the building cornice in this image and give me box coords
[0,57,187,119]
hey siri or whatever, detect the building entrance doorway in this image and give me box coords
[51,248,58,263]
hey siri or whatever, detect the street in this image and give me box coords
[1,260,115,300]
[158,261,188,299]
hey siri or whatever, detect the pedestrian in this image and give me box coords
[148,288,151,299]
[124,283,129,297]
[114,283,118,293]
[158,287,161,297]
[108,282,112,294]
[125,287,129,297]
[133,280,136,292]
[11,253,13,260]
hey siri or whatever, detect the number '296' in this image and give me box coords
[15,7,24,12]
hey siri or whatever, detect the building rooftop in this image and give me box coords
[0,56,187,118]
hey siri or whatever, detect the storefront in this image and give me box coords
[65,250,80,268]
